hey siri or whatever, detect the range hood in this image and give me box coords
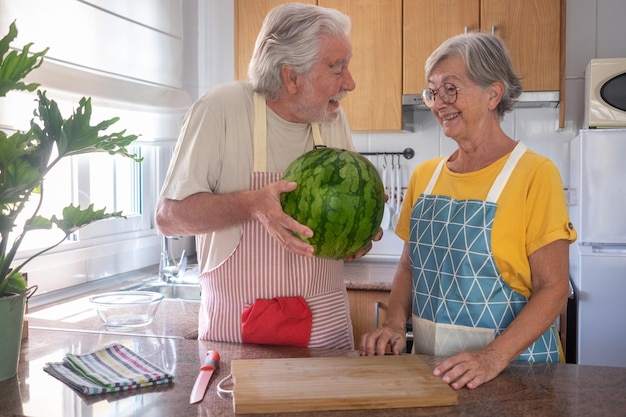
[402,91,560,109]
[401,91,560,132]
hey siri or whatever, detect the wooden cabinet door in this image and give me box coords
[403,0,479,95]
[235,0,403,131]
[320,0,403,131]
[403,0,561,94]
[481,0,561,91]
[347,289,390,349]
[234,0,316,81]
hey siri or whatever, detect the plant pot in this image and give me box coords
[0,291,28,381]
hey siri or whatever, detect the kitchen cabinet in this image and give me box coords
[404,0,562,93]
[319,0,402,131]
[403,0,566,126]
[234,0,403,132]
[403,0,479,95]
[347,289,390,349]
[234,0,316,81]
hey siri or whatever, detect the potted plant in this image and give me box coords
[0,22,141,381]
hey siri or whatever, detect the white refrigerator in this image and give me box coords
[569,129,626,367]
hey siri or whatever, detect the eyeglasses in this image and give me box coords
[421,83,465,108]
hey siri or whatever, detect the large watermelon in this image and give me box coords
[280,147,385,259]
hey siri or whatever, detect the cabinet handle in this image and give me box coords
[464,26,468,34]
[491,25,496,35]
[374,301,381,328]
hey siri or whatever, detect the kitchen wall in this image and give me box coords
[195,0,626,259]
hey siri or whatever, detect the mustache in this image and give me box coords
[331,91,348,101]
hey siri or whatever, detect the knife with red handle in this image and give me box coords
[190,350,220,404]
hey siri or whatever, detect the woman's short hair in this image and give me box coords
[248,3,351,100]
[425,32,523,119]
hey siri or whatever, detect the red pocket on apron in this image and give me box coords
[241,296,312,347]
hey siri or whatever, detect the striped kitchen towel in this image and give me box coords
[44,343,174,395]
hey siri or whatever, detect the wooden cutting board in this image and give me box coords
[230,355,458,414]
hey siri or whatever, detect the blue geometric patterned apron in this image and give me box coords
[409,143,561,362]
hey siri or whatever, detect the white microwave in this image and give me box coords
[585,58,626,128]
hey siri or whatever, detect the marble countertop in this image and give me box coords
[343,259,397,291]
[9,275,626,417]
[4,327,626,417]
[12,260,625,416]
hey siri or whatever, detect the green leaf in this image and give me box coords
[0,21,48,97]
[49,204,125,234]
[33,92,142,162]
[5,270,27,293]
[0,264,27,295]
[0,130,46,215]
[24,215,53,231]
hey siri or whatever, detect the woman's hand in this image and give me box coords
[433,348,510,390]
[432,239,571,390]
[360,245,413,355]
[359,323,407,356]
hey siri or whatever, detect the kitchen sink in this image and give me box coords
[120,280,201,301]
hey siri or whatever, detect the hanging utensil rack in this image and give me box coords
[359,147,414,159]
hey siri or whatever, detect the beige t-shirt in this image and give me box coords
[160,81,355,271]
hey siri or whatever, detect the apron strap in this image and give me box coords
[485,142,527,203]
[311,123,324,147]
[253,92,268,172]
[424,158,446,195]
[253,92,324,172]
[423,142,527,201]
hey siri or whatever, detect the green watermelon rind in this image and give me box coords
[280,147,385,259]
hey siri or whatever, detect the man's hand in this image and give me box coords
[345,227,383,261]
[253,180,315,257]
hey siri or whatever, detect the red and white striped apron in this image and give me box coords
[197,93,354,349]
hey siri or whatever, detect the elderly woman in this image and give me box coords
[360,32,577,390]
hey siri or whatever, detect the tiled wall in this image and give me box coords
[354,106,574,258]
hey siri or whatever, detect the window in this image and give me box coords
[73,147,151,242]
[10,149,73,252]
[87,149,142,217]
[12,145,155,254]
[2,0,188,294]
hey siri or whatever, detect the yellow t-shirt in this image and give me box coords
[395,148,577,298]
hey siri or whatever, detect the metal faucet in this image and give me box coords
[159,235,187,283]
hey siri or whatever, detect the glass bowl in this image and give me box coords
[89,291,164,329]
